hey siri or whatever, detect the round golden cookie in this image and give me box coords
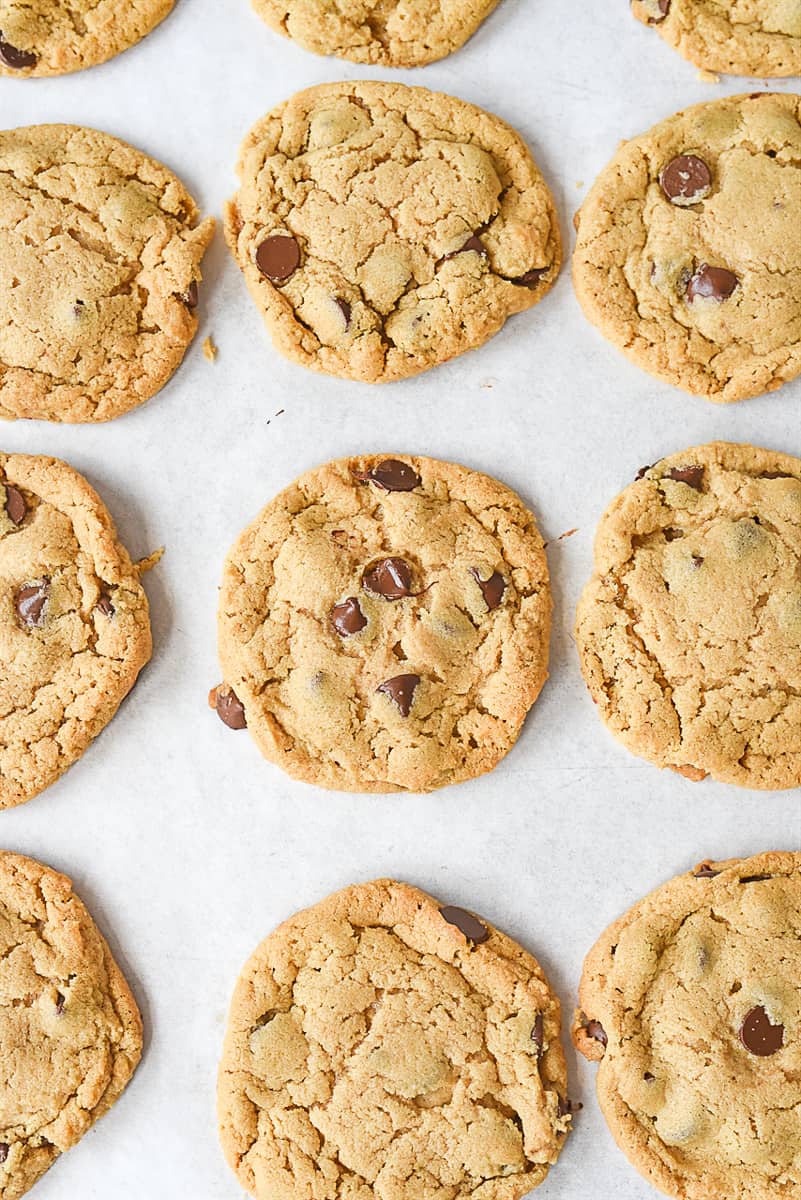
[250,0,501,66]
[218,879,571,1200]
[225,81,561,383]
[632,0,801,77]
[0,124,215,422]
[574,851,801,1200]
[0,851,142,1199]
[573,93,801,403]
[0,452,152,808]
[213,454,551,793]
[0,0,173,77]
[576,441,801,790]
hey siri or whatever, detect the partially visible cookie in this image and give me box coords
[632,0,801,77]
[576,441,801,790]
[574,851,801,1200]
[219,879,571,1200]
[573,93,801,403]
[0,0,173,77]
[0,452,152,807]
[0,124,215,422]
[0,851,142,1198]
[250,0,501,66]
[225,81,560,383]
[213,454,551,793]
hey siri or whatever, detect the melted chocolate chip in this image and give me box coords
[215,687,247,730]
[687,263,738,303]
[16,579,49,627]
[256,235,301,283]
[55,992,65,1016]
[761,471,795,480]
[644,1071,655,1082]
[512,267,547,287]
[666,465,704,490]
[376,673,420,717]
[363,557,413,599]
[469,568,506,611]
[182,280,199,309]
[740,1006,784,1056]
[531,1013,545,1056]
[0,35,37,68]
[636,464,655,480]
[96,594,115,617]
[365,459,421,492]
[331,597,367,637]
[4,485,26,526]
[660,155,712,205]
[740,874,770,884]
[693,863,720,878]
[335,298,351,328]
[445,234,488,260]
[585,1019,608,1047]
[439,905,490,944]
[0,1144,8,1164]
[648,0,670,20]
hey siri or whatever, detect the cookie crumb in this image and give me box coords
[135,547,165,574]
[696,68,720,83]
[203,336,217,362]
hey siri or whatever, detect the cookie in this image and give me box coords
[632,0,801,77]
[218,878,571,1200]
[225,82,560,383]
[0,850,142,1198]
[0,124,215,422]
[0,0,173,77]
[576,441,801,790]
[213,454,551,792]
[573,93,801,403]
[1,452,152,807]
[574,851,801,1200]
[250,0,501,66]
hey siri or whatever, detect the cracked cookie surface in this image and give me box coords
[225,82,560,383]
[576,441,801,790]
[0,0,173,77]
[632,0,801,76]
[0,124,214,422]
[0,850,142,1199]
[218,878,570,1200]
[250,0,501,66]
[573,93,801,403]
[215,454,551,793]
[573,851,801,1200]
[0,452,152,807]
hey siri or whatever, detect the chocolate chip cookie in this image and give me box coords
[0,850,142,1198]
[0,124,214,421]
[574,851,801,1200]
[225,82,560,383]
[1,452,152,807]
[576,441,801,790]
[250,0,501,66]
[632,0,801,76]
[573,93,801,403]
[0,0,173,76]
[219,879,571,1200]
[213,454,551,792]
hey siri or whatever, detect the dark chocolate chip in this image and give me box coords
[636,464,654,480]
[363,557,413,600]
[376,673,420,717]
[335,298,351,328]
[16,579,49,628]
[0,35,37,68]
[439,905,490,944]
[691,554,704,568]
[366,460,421,492]
[182,280,199,309]
[55,992,65,1016]
[761,471,795,480]
[256,235,301,283]
[586,1019,608,1047]
[469,568,506,611]
[740,874,770,884]
[531,1013,545,1056]
[740,1006,784,1056]
[446,234,488,260]
[0,1144,8,1164]
[660,155,711,205]
[687,263,738,302]
[331,597,367,637]
[96,591,115,617]
[666,465,704,490]
[215,687,247,730]
[512,268,547,287]
[693,863,720,878]
[644,1071,655,1082]
[4,485,26,526]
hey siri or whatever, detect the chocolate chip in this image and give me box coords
[0,35,37,68]
[636,464,654,480]
[531,1013,545,1056]
[331,597,366,637]
[740,874,770,884]
[586,1019,607,1047]
[55,992,65,1016]
[4,485,26,526]
[96,590,115,617]
[740,1006,784,1056]
[687,263,738,303]
[693,863,720,878]
[644,1071,655,1082]
[256,235,301,283]
[182,280,199,309]
[647,0,670,20]
[439,905,490,944]
[659,155,712,205]
[214,687,247,730]
[363,557,413,599]
[0,1144,8,1164]
[469,568,505,611]
[335,298,351,328]
[452,234,488,258]
[16,579,49,628]
[512,268,547,287]
[557,1096,581,1118]
[376,673,420,717]
[761,471,795,480]
[666,465,704,490]
[365,459,421,492]
[691,554,704,568]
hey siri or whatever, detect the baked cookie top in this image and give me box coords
[632,0,801,77]
[574,851,801,1200]
[0,124,214,422]
[0,851,142,1199]
[225,81,560,383]
[214,454,551,793]
[0,0,173,77]
[573,93,801,403]
[0,452,152,808]
[250,0,501,66]
[576,441,801,790]
[218,879,571,1200]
